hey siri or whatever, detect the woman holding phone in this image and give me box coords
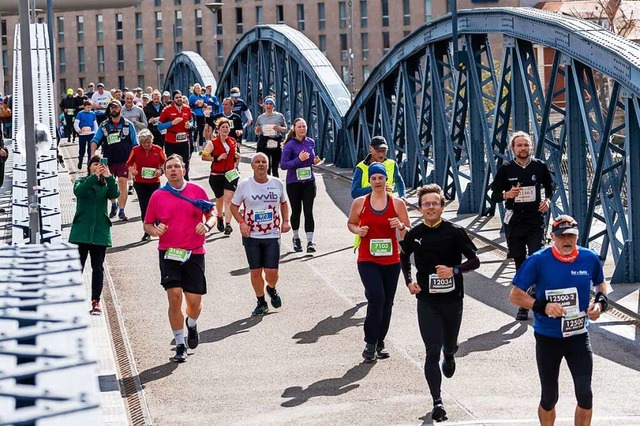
[281,118,322,253]
[69,155,120,315]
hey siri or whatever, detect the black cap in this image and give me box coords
[551,215,579,236]
[172,90,182,98]
[370,136,388,149]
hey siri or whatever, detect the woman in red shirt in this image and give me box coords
[202,117,240,235]
[347,162,410,362]
[126,129,166,241]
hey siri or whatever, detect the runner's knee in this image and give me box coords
[574,376,593,409]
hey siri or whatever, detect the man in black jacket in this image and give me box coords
[143,90,166,149]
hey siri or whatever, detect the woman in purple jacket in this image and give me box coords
[281,118,322,253]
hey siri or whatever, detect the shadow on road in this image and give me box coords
[457,321,527,357]
[292,302,366,344]
[107,239,150,254]
[199,316,263,344]
[280,361,375,407]
[134,361,180,389]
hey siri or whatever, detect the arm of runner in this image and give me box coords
[347,198,369,236]
[393,164,406,198]
[280,200,291,233]
[350,168,372,199]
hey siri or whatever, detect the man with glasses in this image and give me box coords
[491,131,554,320]
[510,215,608,426]
[350,136,406,200]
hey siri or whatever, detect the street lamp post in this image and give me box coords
[205,3,223,75]
[152,57,165,91]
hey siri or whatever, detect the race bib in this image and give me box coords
[65,108,75,115]
[141,167,156,179]
[262,124,277,137]
[546,287,579,316]
[176,132,188,142]
[266,139,279,149]
[224,169,240,182]
[296,167,312,180]
[253,209,273,224]
[561,312,587,337]
[369,238,393,256]
[106,133,121,144]
[503,209,513,225]
[164,248,191,263]
[515,185,536,203]
[428,274,455,293]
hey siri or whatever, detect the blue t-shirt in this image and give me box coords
[188,94,206,117]
[75,110,97,130]
[513,247,604,339]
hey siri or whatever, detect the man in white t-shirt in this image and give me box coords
[91,83,113,125]
[231,153,290,316]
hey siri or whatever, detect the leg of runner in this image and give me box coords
[440,300,463,378]
[535,333,563,425]
[117,175,129,221]
[223,189,234,234]
[357,262,386,361]
[250,268,269,316]
[287,183,303,252]
[264,268,282,309]
[184,292,202,350]
[375,263,400,359]
[302,181,317,253]
[166,288,187,362]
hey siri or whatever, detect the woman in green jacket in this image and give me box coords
[69,155,120,314]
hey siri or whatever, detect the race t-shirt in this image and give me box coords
[513,247,604,339]
[91,91,113,114]
[144,182,211,254]
[231,176,288,239]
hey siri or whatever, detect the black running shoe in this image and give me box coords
[216,218,225,232]
[267,288,282,309]
[292,237,303,252]
[362,343,377,362]
[431,404,447,422]
[306,241,316,253]
[376,342,390,359]
[516,307,529,321]
[252,301,269,316]
[128,185,134,195]
[186,318,199,349]
[141,233,151,242]
[109,204,118,218]
[441,355,456,378]
[118,211,128,221]
[173,344,188,363]
[224,224,233,235]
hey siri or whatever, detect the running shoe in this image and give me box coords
[90,299,102,315]
[216,218,225,232]
[431,404,447,422]
[224,224,233,235]
[128,185,134,195]
[185,318,199,349]
[441,355,456,378]
[118,211,128,221]
[267,288,282,309]
[376,342,390,359]
[141,233,151,242]
[362,343,377,362]
[292,237,303,252]
[516,307,529,321]
[252,301,269,316]
[109,204,118,218]
[173,344,188,363]
[77,161,83,169]
[306,241,316,253]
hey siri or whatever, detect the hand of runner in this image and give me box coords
[545,302,566,318]
[155,223,168,237]
[538,198,551,213]
[171,117,184,125]
[128,166,138,177]
[356,225,369,237]
[388,217,403,229]
[435,264,454,278]
[218,152,228,161]
[313,156,322,165]
[195,222,208,236]
[407,282,422,294]
[505,183,521,199]
[281,219,291,233]
[240,222,251,237]
[298,151,310,161]
[586,302,602,320]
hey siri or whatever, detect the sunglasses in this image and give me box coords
[552,217,577,228]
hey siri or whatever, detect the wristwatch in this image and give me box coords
[399,224,406,231]
[453,267,460,275]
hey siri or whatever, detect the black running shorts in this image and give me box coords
[158,251,207,295]
[242,237,280,270]
[208,174,239,199]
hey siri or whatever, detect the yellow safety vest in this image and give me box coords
[356,158,396,190]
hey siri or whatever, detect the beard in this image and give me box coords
[110,111,120,118]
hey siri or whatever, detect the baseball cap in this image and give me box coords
[551,215,579,236]
[109,99,122,108]
[370,136,388,149]
[66,88,74,95]
[142,93,150,100]
[163,91,170,97]
[134,87,142,92]
[97,83,105,88]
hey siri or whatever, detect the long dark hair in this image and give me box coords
[283,117,305,147]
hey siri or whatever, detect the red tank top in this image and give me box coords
[357,195,400,265]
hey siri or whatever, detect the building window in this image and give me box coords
[195,10,203,36]
[57,17,64,43]
[58,48,65,73]
[137,44,144,71]
[360,1,368,28]
[235,8,243,34]
[363,65,371,81]
[97,46,105,72]
[339,2,347,30]
[138,75,145,88]
[174,0,181,4]
[118,76,125,90]
[76,16,84,42]
[194,0,201,4]
[297,4,305,31]
[340,34,348,61]
[256,6,263,25]
[382,31,390,54]
[175,10,183,37]
[135,13,143,39]
[154,0,161,6]
[156,43,164,58]
[176,41,183,53]
[425,0,432,22]
[216,11,223,35]
[361,33,368,61]
[96,15,103,41]
[116,13,123,40]
[1,20,7,46]
[2,50,8,76]
[276,5,284,24]
[403,0,410,26]
[78,47,85,73]
[381,0,389,27]
[196,40,202,54]
[318,3,325,30]
[60,79,66,95]
[341,66,349,85]
[155,12,163,38]
[117,45,124,71]
[79,77,85,88]
[216,40,224,67]
[318,35,326,54]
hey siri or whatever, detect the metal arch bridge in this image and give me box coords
[164,8,640,284]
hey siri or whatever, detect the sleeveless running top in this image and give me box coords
[357,194,400,265]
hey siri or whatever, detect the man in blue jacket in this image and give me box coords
[351,136,406,200]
